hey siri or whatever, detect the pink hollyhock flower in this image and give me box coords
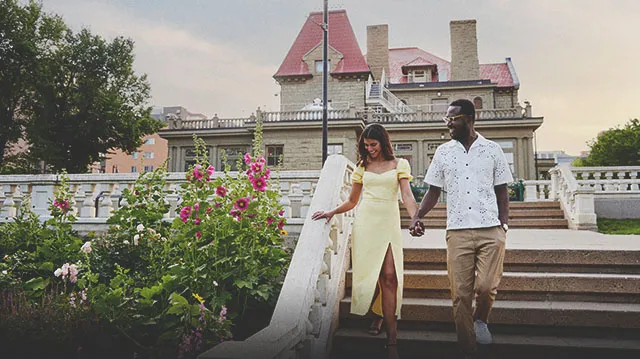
[180,206,192,223]
[251,162,264,174]
[195,232,202,240]
[229,209,241,219]
[256,155,266,164]
[266,217,274,225]
[194,218,201,225]
[216,186,227,197]
[206,207,213,215]
[264,168,271,179]
[252,176,267,192]
[194,202,200,212]
[206,165,215,177]
[214,203,221,208]
[277,219,285,230]
[279,209,285,216]
[247,213,255,219]
[193,165,204,181]
[243,153,252,165]
[234,197,250,211]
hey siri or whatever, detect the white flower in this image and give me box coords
[134,234,140,241]
[136,224,145,232]
[213,280,218,287]
[61,263,70,277]
[133,237,139,246]
[123,240,130,245]
[54,268,63,277]
[1,270,7,275]
[80,241,92,254]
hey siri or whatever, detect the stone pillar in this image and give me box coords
[366,24,389,81]
[450,20,480,81]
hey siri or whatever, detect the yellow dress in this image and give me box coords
[350,158,412,317]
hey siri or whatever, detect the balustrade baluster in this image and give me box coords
[279,182,292,218]
[98,184,115,218]
[1,185,15,218]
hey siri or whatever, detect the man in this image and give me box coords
[409,99,512,358]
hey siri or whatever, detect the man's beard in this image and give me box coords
[451,124,470,142]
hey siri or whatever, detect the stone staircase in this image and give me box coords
[401,201,569,229]
[331,231,640,359]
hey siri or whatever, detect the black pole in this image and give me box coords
[321,0,329,164]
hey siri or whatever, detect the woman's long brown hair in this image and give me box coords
[357,123,395,168]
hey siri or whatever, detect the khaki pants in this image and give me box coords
[446,226,506,355]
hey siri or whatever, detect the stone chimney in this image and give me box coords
[450,20,480,81]
[366,24,389,81]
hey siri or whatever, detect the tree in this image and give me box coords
[24,28,162,173]
[0,0,67,167]
[581,119,640,167]
[1,1,163,173]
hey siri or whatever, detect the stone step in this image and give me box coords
[405,202,563,210]
[331,325,640,359]
[403,247,640,273]
[345,270,640,303]
[400,218,569,229]
[339,297,640,329]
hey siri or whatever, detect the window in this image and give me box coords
[145,138,156,145]
[112,165,119,173]
[497,140,516,176]
[131,166,137,173]
[327,144,343,156]
[132,152,139,159]
[143,152,154,159]
[473,97,483,110]
[184,160,196,172]
[219,146,248,171]
[144,165,154,172]
[393,143,413,152]
[431,98,449,112]
[315,60,330,73]
[411,70,427,83]
[267,145,284,167]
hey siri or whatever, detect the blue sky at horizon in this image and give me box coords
[41,0,640,155]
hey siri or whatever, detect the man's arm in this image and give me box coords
[494,183,509,226]
[409,185,441,236]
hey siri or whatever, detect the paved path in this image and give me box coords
[403,229,640,251]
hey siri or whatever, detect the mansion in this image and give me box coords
[160,10,544,182]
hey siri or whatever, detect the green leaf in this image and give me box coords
[24,277,45,291]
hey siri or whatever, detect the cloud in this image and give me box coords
[44,0,280,117]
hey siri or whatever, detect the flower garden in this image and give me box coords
[0,135,290,359]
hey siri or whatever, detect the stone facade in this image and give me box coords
[280,76,365,111]
[366,24,389,81]
[450,20,480,81]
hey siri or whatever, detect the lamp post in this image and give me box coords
[321,0,329,164]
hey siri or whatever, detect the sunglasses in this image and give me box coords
[442,114,466,124]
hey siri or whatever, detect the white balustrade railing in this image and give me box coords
[523,180,554,202]
[259,109,352,122]
[0,171,321,227]
[548,165,597,230]
[200,154,355,359]
[572,166,640,181]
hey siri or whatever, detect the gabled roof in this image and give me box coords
[403,56,436,68]
[388,47,516,87]
[274,10,369,79]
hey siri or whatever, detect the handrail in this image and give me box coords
[199,155,355,358]
[549,165,597,230]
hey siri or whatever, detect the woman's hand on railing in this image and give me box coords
[311,209,335,223]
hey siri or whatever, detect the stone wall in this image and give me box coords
[450,20,480,81]
[280,76,366,112]
[366,24,389,81]
[392,87,495,110]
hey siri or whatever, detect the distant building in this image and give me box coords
[160,10,544,181]
[104,106,207,173]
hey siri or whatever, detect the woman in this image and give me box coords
[312,123,418,356]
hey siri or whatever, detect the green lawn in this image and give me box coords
[597,218,640,235]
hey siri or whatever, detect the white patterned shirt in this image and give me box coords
[425,133,513,230]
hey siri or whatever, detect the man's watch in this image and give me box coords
[501,223,509,232]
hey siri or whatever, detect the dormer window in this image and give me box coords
[315,60,331,73]
[410,70,428,83]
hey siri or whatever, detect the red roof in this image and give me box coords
[388,47,515,87]
[274,10,369,78]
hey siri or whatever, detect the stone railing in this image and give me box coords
[260,109,352,122]
[360,107,523,123]
[549,165,597,230]
[572,166,640,193]
[0,171,321,232]
[523,180,554,202]
[199,155,355,359]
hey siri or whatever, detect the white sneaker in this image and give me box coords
[474,319,493,344]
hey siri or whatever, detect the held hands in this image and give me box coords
[311,209,335,223]
[408,217,425,237]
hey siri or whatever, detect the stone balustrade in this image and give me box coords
[0,171,320,232]
[523,180,554,202]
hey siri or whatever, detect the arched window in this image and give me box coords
[473,97,483,109]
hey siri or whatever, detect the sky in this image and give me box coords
[40,0,640,155]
